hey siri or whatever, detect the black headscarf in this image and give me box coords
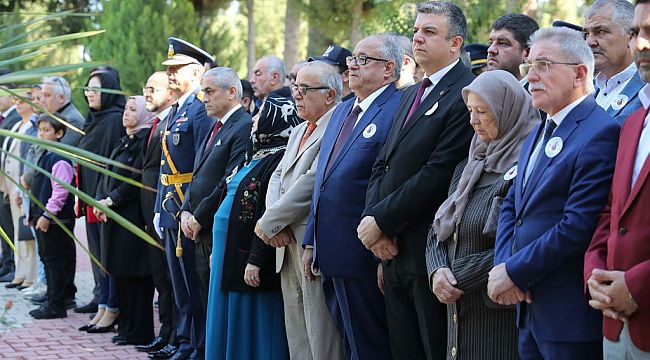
[246,96,301,163]
[77,69,127,201]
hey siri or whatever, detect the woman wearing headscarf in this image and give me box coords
[206,96,300,359]
[76,68,126,325]
[90,95,156,344]
[425,70,540,360]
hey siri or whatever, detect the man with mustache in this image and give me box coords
[487,14,539,82]
[584,0,644,123]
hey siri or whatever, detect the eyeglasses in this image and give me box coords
[83,86,100,93]
[290,84,330,96]
[345,55,389,66]
[142,87,166,95]
[519,60,581,77]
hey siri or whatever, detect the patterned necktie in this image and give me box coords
[325,105,362,174]
[403,77,433,127]
[147,117,161,146]
[298,122,318,153]
[542,118,557,142]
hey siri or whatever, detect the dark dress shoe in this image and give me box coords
[5,282,23,289]
[74,301,98,313]
[136,336,166,352]
[0,272,14,282]
[112,335,126,344]
[78,323,95,331]
[30,294,47,305]
[148,344,177,359]
[65,299,76,310]
[114,338,128,346]
[29,306,66,319]
[16,284,31,290]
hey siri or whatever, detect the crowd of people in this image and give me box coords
[0,0,649,359]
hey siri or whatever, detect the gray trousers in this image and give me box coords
[604,323,650,360]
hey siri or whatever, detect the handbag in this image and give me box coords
[17,215,34,241]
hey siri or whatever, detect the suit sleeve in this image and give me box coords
[494,184,517,265]
[366,99,473,238]
[505,127,619,292]
[108,149,144,207]
[258,151,319,238]
[365,140,388,211]
[193,122,250,227]
[583,191,612,295]
[625,259,650,311]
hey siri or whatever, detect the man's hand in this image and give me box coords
[269,228,296,248]
[35,216,50,233]
[254,222,271,244]
[488,263,528,305]
[153,213,163,239]
[431,267,464,304]
[244,263,261,287]
[588,269,638,321]
[368,235,398,261]
[180,211,194,239]
[14,195,22,208]
[19,175,29,190]
[377,263,385,295]
[188,216,202,240]
[302,247,316,281]
[357,216,383,248]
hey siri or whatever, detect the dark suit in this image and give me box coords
[495,97,619,359]
[363,62,475,360]
[305,84,401,360]
[154,88,212,357]
[0,107,21,274]
[139,113,175,345]
[180,106,252,314]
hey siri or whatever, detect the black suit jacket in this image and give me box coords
[181,107,252,229]
[139,117,167,232]
[364,61,475,274]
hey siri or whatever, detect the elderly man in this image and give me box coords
[487,13,539,82]
[256,61,344,360]
[584,0,644,123]
[250,55,291,104]
[358,2,474,359]
[304,33,403,360]
[584,1,650,358]
[131,71,178,356]
[488,27,620,359]
[40,76,84,146]
[179,67,252,322]
[154,37,213,360]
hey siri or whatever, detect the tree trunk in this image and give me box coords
[246,0,256,79]
[283,0,301,71]
[349,0,363,46]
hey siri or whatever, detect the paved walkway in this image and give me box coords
[0,220,159,359]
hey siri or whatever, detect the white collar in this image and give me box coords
[547,94,589,128]
[425,60,459,88]
[177,85,201,109]
[157,106,171,120]
[354,84,390,112]
[595,62,637,90]
[218,104,242,125]
[2,105,16,118]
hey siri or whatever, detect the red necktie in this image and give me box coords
[205,120,223,151]
[403,77,433,128]
[298,122,317,153]
[147,117,161,146]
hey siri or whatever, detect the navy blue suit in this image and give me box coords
[600,71,644,124]
[154,87,212,357]
[495,96,619,359]
[305,84,401,359]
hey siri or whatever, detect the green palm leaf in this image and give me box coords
[0,30,105,57]
[0,50,43,68]
[0,225,19,257]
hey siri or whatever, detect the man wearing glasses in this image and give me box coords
[303,33,403,360]
[256,61,345,360]
[489,27,620,359]
[40,76,84,146]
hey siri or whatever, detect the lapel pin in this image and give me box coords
[545,137,563,158]
[504,165,518,181]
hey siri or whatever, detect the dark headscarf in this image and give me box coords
[246,96,301,163]
[433,70,539,242]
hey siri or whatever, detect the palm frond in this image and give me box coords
[0,30,105,57]
[0,225,19,257]
[0,50,44,68]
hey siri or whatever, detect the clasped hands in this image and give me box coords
[254,222,296,248]
[180,211,202,240]
[487,263,532,305]
[93,198,112,222]
[587,269,638,322]
[357,216,398,261]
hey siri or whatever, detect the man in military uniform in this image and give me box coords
[153,37,213,360]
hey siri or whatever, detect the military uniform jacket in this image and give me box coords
[155,87,213,229]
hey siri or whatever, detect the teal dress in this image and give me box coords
[205,159,289,360]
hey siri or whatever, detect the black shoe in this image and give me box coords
[148,345,177,359]
[78,323,95,331]
[168,350,191,360]
[5,282,22,289]
[114,338,128,346]
[16,284,31,291]
[30,294,48,305]
[136,336,166,352]
[0,272,14,282]
[112,335,126,344]
[74,301,98,314]
[29,306,66,319]
[86,317,118,333]
[65,299,76,310]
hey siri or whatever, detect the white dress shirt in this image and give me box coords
[353,84,389,127]
[595,62,637,111]
[632,84,650,187]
